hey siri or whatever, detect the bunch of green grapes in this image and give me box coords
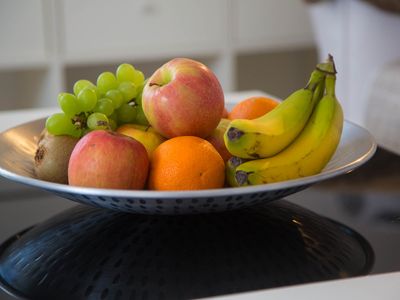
[46,63,149,138]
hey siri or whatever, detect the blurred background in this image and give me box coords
[1,0,400,147]
[0,2,400,299]
[0,0,317,111]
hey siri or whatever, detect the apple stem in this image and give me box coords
[149,82,162,87]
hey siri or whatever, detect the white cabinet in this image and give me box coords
[0,0,48,68]
[0,0,314,109]
[62,0,228,62]
[234,0,314,52]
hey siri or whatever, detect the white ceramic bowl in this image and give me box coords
[0,118,376,214]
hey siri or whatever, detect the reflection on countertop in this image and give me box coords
[0,147,399,299]
[287,147,400,275]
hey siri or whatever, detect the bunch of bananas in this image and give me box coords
[225,55,344,187]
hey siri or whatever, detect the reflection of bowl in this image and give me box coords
[0,201,374,300]
[0,118,376,215]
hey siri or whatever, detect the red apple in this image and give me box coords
[68,130,149,189]
[206,118,232,162]
[142,58,225,138]
[222,107,229,119]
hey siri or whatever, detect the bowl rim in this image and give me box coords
[0,119,377,199]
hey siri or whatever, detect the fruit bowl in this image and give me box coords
[0,118,376,215]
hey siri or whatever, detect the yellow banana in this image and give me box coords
[224,69,325,159]
[225,156,248,187]
[233,72,343,186]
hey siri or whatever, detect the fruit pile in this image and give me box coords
[34,56,343,191]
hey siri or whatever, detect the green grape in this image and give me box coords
[93,86,102,98]
[108,111,118,122]
[105,89,124,109]
[132,69,145,87]
[135,105,149,126]
[135,90,143,106]
[138,79,147,94]
[87,113,110,130]
[108,118,117,131]
[116,63,136,83]
[77,87,97,112]
[97,72,118,95]
[82,127,92,136]
[94,98,114,116]
[46,113,81,138]
[118,81,137,102]
[135,95,142,107]
[116,63,145,87]
[57,93,81,116]
[117,103,137,123]
[135,97,142,107]
[135,79,147,105]
[73,79,95,96]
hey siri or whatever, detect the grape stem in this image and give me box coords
[97,120,108,127]
[72,113,87,129]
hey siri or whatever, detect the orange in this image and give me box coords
[148,136,225,191]
[228,96,279,120]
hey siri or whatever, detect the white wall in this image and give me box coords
[0,0,315,110]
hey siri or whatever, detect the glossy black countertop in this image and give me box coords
[0,147,399,299]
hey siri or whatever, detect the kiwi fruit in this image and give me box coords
[34,129,79,184]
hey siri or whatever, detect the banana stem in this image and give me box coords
[311,80,325,107]
[316,54,337,75]
[305,69,325,91]
[325,74,336,97]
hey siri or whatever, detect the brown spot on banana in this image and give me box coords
[227,127,244,141]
